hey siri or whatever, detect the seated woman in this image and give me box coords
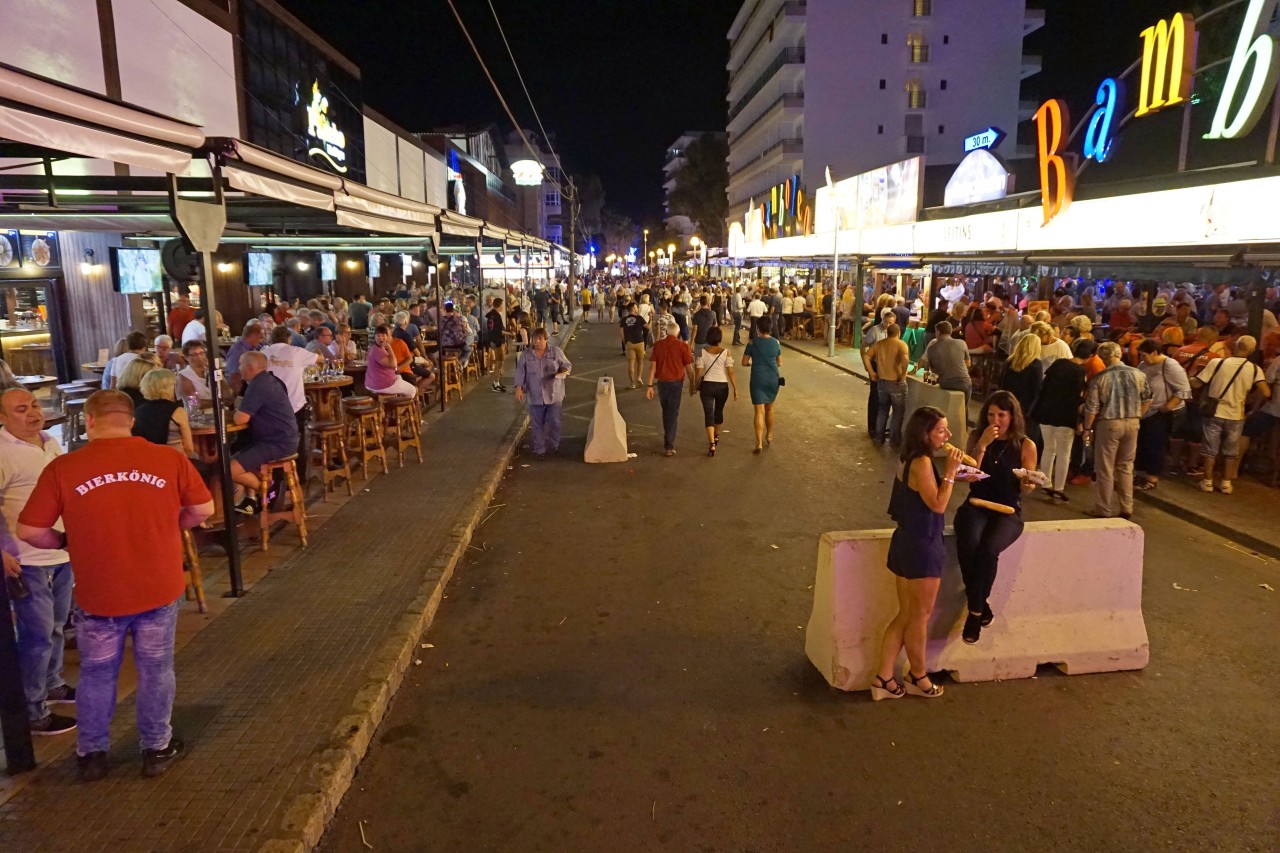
[132,368,196,456]
[116,353,162,409]
[365,324,418,398]
[963,305,994,353]
[178,340,213,404]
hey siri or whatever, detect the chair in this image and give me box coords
[181,530,206,613]
[378,394,424,466]
[309,420,353,499]
[344,403,388,479]
[812,315,828,342]
[441,356,463,403]
[256,455,307,552]
[63,399,87,449]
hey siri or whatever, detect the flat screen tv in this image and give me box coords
[111,248,163,293]
[368,253,381,277]
[320,252,336,281]
[247,252,273,287]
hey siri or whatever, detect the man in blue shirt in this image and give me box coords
[514,328,572,456]
[226,321,265,395]
[229,352,299,514]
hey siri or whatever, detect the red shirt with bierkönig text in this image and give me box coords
[19,436,211,617]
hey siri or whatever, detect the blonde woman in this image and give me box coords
[116,354,161,408]
[1000,333,1044,450]
[0,359,22,393]
[100,336,129,390]
[132,368,196,456]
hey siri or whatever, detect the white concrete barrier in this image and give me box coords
[905,375,967,433]
[805,519,1149,690]
[584,376,629,463]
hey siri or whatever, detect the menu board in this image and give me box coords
[20,232,59,268]
[0,230,19,268]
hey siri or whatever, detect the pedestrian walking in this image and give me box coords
[17,390,214,781]
[730,288,745,345]
[869,323,910,446]
[0,388,76,737]
[514,328,572,457]
[693,327,738,456]
[1083,341,1153,519]
[646,319,695,456]
[620,303,647,388]
[873,406,965,701]
[954,391,1039,644]
[742,317,782,453]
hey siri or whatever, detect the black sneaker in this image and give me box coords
[77,751,109,782]
[141,737,186,778]
[962,612,983,644]
[234,497,259,516]
[30,712,76,736]
[46,684,77,704]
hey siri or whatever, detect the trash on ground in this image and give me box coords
[1261,583,1275,591]
[1172,582,1198,591]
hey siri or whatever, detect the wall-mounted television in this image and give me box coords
[320,252,336,281]
[247,252,273,287]
[368,252,381,277]
[110,247,163,293]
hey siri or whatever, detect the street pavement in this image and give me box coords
[320,320,1279,853]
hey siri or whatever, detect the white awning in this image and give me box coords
[440,210,484,238]
[0,105,193,173]
[224,164,334,212]
[334,208,436,238]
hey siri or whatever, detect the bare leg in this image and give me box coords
[764,403,775,443]
[876,576,911,682]
[903,578,941,689]
[753,404,765,449]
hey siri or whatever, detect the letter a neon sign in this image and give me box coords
[1084,78,1124,163]
[1136,12,1197,117]
[1035,99,1075,226]
[1206,0,1280,139]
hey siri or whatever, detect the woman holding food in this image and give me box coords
[954,390,1039,645]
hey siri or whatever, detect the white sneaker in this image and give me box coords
[1219,480,1233,495]
[1198,479,1214,493]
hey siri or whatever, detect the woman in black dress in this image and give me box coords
[955,391,1039,644]
[873,406,965,700]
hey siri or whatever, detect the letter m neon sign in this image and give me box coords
[1136,12,1197,117]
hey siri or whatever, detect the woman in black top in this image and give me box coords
[131,368,196,456]
[954,391,1039,644]
[1000,333,1044,453]
[1032,347,1088,502]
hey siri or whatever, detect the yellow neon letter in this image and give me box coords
[1035,99,1075,227]
[1136,12,1197,117]
[1206,0,1280,139]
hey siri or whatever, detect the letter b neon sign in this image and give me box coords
[1035,99,1076,226]
[1206,0,1280,139]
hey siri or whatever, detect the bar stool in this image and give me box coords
[813,315,828,341]
[63,399,87,449]
[441,356,463,403]
[378,394,423,466]
[309,420,353,499]
[344,403,388,479]
[256,455,307,552]
[181,529,207,613]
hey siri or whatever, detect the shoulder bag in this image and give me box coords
[695,350,725,392]
[1197,358,1248,418]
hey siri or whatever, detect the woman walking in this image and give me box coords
[873,407,965,700]
[1032,341,1088,502]
[693,327,737,456]
[954,391,1039,645]
[741,317,782,453]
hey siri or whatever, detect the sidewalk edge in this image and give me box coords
[781,339,869,381]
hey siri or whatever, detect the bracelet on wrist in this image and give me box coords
[944,477,955,484]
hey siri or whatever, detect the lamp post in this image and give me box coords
[643,228,649,271]
[689,235,701,278]
[668,243,676,279]
[649,250,656,272]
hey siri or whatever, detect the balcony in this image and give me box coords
[728,1,807,85]
[1021,54,1042,79]
[907,88,927,110]
[911,0,931,17]
[730,91,804,144]
[1024,7,1046,35]
[728,136,804,183]
[904,135,926,155]
[727,47,806,123]
[909,43,929,64]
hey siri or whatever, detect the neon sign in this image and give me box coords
[1034,99,1075,226]
[304,81,347,173]
[1083,78,1123,163]
[963,127,1005,153]
[762,175,812,239]
[1205,0,1280,139]
[1136,13,1195,117]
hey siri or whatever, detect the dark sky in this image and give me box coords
[279,0,1210,222]
[277,0,739,225]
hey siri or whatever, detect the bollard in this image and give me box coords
[584,376,629,463]
[0,573,36,774]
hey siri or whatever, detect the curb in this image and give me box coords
[781,339,869,381]
[258,316,581,853]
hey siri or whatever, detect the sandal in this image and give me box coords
[904,671,945,698]
[1135,480,1158,491]
[870,675,905,701]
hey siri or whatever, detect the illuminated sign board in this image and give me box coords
[510,159,544,186]
[304,81,347,173]
[963,127,1004,153]
[1136,13,1195,117]
[758,175,812,240]
[944,149,1012,207]
[1034,99,1075,226]
[813,158,921,232]
[1083,78,1124,163]
[1206,0,1280,139]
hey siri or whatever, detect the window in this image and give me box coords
[545,191,560,206]
[943,34,949,44]
[881,33,889,44]
[941,79,948,90]
[878,125,884,134]
[879,79,886,90]
[938,124,945,134]
[906,79,927,109]
[906,136,926,153]
[908,33,929,63]
[912,0,931,16]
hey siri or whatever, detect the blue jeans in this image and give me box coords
[528,402,563,453]
[876,379,907,445]
[12,561,73,722]
[75,599,180,754]
[656,380,684,451]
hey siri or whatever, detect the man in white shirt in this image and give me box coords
[746,291,767,339]
[262,324,322,482]
[107,331,148,389]
[1191,335,1270,495]
[180,311,208,346]
[0,388,76,736]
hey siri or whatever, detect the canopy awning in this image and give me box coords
[440,210,484,238]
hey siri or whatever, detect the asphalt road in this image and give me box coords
[321,319,1279,853]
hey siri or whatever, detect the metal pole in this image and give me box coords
[0,574,35,774]
[435,259,445,413]
[568,177,578,325]
[853,259,865,349]
[828,221,840,357]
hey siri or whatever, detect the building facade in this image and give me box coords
[726,0,1043,230]
[504,130,564,246]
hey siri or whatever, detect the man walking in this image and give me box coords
[746,290,767,340]
[18,391,213,781]
[691,295,717,359]
[0,388,76,736]
[620,303,648,388]
[486,297,511,392]
[861,308,895,440]
[868,323,910,446]
[646,319,695,456]
[1083,341,1152,519]
[514,328,572,457]
[730,287,745,346]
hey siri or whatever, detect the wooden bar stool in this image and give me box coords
[256,455,307,552]
[344,403,388,479]
[309,420,353,499]
[63,399,88,449]
[441,356,463,402]
[378,394,423,466]
[181,529,206,613]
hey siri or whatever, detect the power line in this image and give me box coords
[485,0,563,176]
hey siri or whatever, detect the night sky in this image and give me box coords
[280,0,1210,223]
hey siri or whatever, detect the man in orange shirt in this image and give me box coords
[645,318,695,456]
[166,294,195,341]
[18,391,213,782]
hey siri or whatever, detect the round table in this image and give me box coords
[304,375,353,422]
[190,419,247,526]
[343,361,368,395]
[81,362,107,376]
[18,375,58,392]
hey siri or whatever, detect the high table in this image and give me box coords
[304,375,353,422]
[17,375,58,392]
[343,361,367,395]
[190,418,247,528]
[81,362,107,376]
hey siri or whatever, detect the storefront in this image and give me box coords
[0,229,77,381]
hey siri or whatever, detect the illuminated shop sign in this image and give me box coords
[944,149,1012,207]
[1034,0,1280,227]
[303,81,347,173]
[812,157,922,231]
[963,127,1004,153]
[754,175,812,240]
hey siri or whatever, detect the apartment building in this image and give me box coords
[663,131,725,248]
[726,0,1044,229]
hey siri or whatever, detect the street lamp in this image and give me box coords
[648,250,656,272]
[643,228,649,270]
[668,243,676,277]
[690,235,702,277]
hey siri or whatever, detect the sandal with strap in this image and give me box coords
[904,671,945,698]
[870,675,905,701]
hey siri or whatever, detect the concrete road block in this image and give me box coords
[585,376,629,463]
[906,375,968,432]
[805,519,1150,691]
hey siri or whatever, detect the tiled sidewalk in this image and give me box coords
[0,327,574,851]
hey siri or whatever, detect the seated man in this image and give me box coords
[306,324,338,366]
[438,301,472,367]
[329,323,358,362]
[228,351,299,515]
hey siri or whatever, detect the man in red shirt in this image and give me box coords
[166,294,195,341]
[18,391,214,782]
[645,318,695,456]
